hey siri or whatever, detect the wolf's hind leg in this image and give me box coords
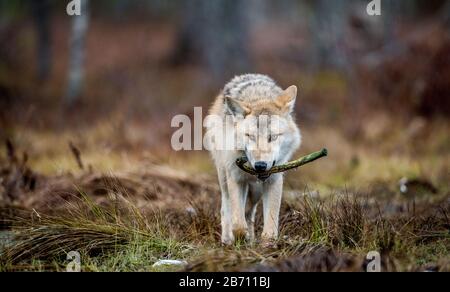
[246,201,259,243]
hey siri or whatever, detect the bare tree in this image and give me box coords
[171,0,250,80]
[442,0,450,25]
[31,0,52,81]
[65,0,89,105]
[309,0,351,70]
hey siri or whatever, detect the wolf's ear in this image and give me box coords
[224,96,251,117]
[276,85,298,114]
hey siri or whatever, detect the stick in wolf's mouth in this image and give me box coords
[236,148,328,180]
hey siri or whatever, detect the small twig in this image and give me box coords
[236,148,328,180]
[69,141,84,170]
[5,139,17,164]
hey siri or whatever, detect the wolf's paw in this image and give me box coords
[221,233,235,246]
[221,238,234,247]
[261,234,278,249]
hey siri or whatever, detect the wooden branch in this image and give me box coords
[69,141,84,170]
[236,148,328,179]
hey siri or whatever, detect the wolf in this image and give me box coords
[206,74,301,245]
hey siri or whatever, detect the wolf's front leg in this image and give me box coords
[217,167,233,245]
[226,170,249,241]
[261,174,283,243]
[221,193,234,245]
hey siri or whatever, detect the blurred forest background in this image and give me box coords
[0,0,449,200]
[0,0,449,272]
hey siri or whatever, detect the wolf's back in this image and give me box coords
[223,74,283,103]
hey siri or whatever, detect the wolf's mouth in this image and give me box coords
[236,148,328,181]
[257,163,275,182]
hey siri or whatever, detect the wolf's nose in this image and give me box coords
[254,162,268,172]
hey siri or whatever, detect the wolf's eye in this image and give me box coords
[245,134,256,141]
[269,135,279,143]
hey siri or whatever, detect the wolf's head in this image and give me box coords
[225,86,301,172]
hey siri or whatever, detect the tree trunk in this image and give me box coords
[65,0,89,105]
[31,0,52,81]
[171,0,250,80]
[309,0,350,70]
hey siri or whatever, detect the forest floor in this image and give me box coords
[0,117,449,272]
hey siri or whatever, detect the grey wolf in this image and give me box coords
[206,74,301,245]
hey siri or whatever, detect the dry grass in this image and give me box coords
[1,180,448,272]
